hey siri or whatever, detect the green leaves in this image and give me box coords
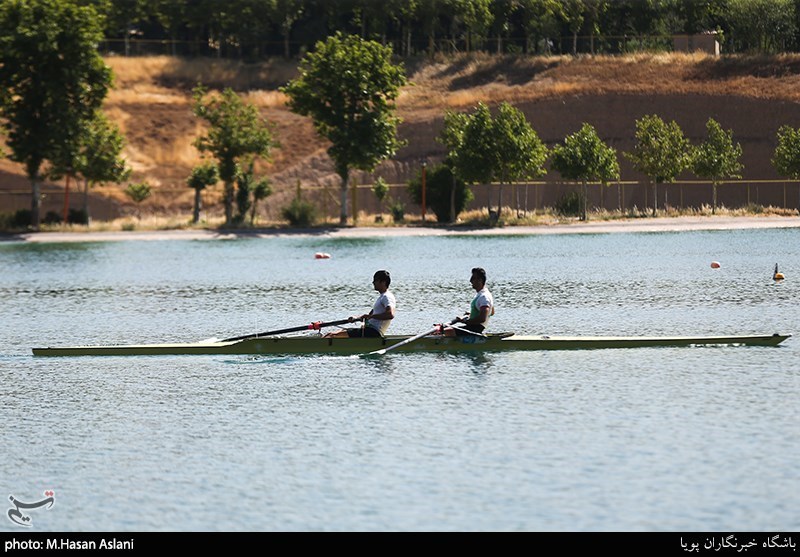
[693,118,743,214]
[281,32,407,223]
[441,101,548,185]
[551,123,619,220]
[187,162,220,191]
[693,118,743,183]
[551,123,619,184]
[192,85,277,225]
[772,125,800,179]
[0,0,112,228]
[626,114,691,185]
[625,114,691,215]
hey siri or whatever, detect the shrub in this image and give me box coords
[554,190,584,217]
[407,164,473,222]
[43,211,62,225]
[282,198,317,227]
[389,200,405,222]
[11,209,32,228]
[68,208,88,224]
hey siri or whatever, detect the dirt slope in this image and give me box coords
[3,52,800,220]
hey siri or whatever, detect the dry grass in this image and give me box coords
[8,52,800,223]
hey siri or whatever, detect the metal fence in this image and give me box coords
[3,179,798,224]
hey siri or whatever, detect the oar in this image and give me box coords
[222,318,353,343]
[367,319,457,357]
[450,325,487,338]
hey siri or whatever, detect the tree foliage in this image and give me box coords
[551,123,619,221]
[440,101,547,220]
[0,0,112,229]
[192,85,277,226]
[772,125,800,179]
[187,161,219,224]
[625,115,692,216]
[693,118,743,214]
[281,32,407,224]
[407,163,474,223]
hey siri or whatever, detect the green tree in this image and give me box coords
[272,0,304,58]
[125,181,151,218]
[561,0,585,55]
[772,125,800,179]
[186,161,219,224]
[0,0,112,229]
[250,177,272,226]
[728,0,795,53]
[492,102,549,217]
[693,118,743,215]
[75,111,131,224]
[192,85,277,226]
[625,115,692,217]
[281,33,407,225]
[234,161,271,225]
[517,0,562,54]
[371,177,390,216]
[450,0,494,51]
[407,163,473,223]
[551,123,620,221]
[441,102,548,221]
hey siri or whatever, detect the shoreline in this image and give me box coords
[3,215,800,243]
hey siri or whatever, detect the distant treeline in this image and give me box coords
[83,0,800,59]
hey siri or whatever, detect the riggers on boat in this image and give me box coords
[32,332,791,357]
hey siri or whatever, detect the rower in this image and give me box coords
[325,270,396,338]
[443,267,494,337]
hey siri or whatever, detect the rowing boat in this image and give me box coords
[31,332,791,357]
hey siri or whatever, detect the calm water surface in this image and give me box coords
[0,229,798,531]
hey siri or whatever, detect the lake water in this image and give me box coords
[1,228,798,532]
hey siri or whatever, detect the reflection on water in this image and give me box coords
[1,229,798,531]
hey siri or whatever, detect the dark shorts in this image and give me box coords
[454,324,485,336]
[346,326,383,338]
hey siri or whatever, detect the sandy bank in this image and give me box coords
[3,215,800,244]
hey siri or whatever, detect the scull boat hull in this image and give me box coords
[31,333,791,357]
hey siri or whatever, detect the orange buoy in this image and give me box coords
[710,261,721,269]
[773,263,784,281]
[314,252,331,259]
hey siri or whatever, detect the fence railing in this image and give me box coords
[3,179,798,223]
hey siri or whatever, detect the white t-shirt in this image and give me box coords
[470,287,493,327]
[367,290,396,335]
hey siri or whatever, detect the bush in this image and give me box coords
[10,209,32,228]
[68,208,88,224]
[282,198,317,227]
[407,164,473,222]
[389,200,405,222]
[554,190,584,217]
[43,211,62,225]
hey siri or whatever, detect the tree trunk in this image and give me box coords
[193,187,202,223]
[30,174,41,230]
[83,179,91,225]
[62,174,71,224]
[497,182,503,218]
[712,182,718,214]
[450,174,456,223]
[339,171,349,225]
[224,181,234,225]
[581,180,588,221]
[572,32,578,55]
[652,180,658,217]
